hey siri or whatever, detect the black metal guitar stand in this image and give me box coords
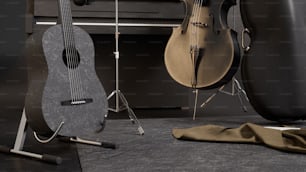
[107,0,144,135]
[0,108,116,165]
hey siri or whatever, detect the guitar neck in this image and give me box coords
[58,0,75,49]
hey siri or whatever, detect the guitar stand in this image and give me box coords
[192,77,249,120]
[107,0,144,135]
[0,108,117,165]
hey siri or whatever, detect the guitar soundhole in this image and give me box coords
[62,49,81,69]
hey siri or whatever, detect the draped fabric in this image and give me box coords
[173,123,306,153]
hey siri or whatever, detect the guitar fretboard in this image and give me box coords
[58,0,76,50]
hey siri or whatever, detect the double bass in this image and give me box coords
[240,0,306,121]
[164,0,240,89]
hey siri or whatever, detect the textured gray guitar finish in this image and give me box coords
[26,25,108,138]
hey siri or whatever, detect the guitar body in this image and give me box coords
[164,0,240,89]
[25,25,108,137]
[240,0,306,121]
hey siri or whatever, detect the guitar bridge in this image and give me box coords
[61,98,93,106]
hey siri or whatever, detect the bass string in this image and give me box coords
[190,0,201,87]
[190,0,195,49]
[65,0,85,100]
[60,0,75,101]
[191,0,199,49]
[192,0,203,49]
[196,0,204,47]
[233,0,236,31]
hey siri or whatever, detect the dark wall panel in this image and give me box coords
[0,1,27,119]
[93,34,189,109]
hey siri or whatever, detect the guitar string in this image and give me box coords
[65,0,85,101]
[63,0,77,101]
[60,0,75,101]
[70,0,86,100]
[64,0,80,101]
[66,0,85,100]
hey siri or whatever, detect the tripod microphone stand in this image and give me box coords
[107,0,144,135]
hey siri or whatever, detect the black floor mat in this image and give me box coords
[76,114,306,172]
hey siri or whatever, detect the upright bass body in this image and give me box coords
[25,0,108,138]
[165,0,240,89]
[240,0,306,121]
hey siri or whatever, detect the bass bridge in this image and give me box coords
[191,22,209,28]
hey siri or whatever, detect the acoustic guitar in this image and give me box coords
[164,0,240,89]
[25,0,108,138]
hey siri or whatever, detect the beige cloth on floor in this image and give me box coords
[172,123,306,153]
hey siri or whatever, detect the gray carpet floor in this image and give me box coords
[77,114,306,172]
